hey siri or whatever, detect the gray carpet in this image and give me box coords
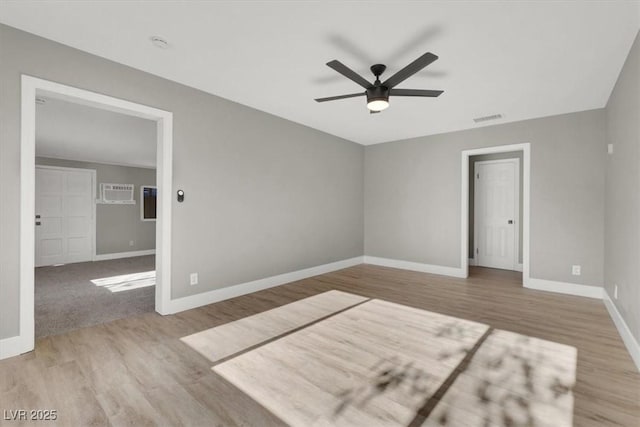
[35,255,155,338]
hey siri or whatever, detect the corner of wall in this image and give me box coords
[603,290,640,371]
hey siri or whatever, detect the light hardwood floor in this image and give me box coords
[1,265,638,426]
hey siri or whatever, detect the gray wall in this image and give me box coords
[469,151,524,264]
[35,157,156,255]
[604,31,640,342]
[0,24,364,339]
[365,109,606,287]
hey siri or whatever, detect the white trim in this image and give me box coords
[515,263,523,272]
[164,257,364,314]
[94,249,156,261]
[0,335,27,360]
[34,164,97,173]
[35,165,97,265]
[363,256,466,278]
[524,278,603,299]
[461,143,530,285]
[16,75,173,359]
[19,77,36,357]
[603,290,640,371]
[36,153,156,170]
[156,115,173,315]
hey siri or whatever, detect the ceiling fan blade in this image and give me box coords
[390,88,443,97]
[315,92,364,102]
[382,52,438,89]
[326,60,372,89]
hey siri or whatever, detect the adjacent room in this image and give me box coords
[0,1,638,426]
[34,96,158,337]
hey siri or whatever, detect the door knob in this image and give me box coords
[508,220,513,224]
[35,214,41,219]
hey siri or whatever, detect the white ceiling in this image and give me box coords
[36,97,157,168]
[2,1,639,145]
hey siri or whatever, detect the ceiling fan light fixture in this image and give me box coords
[366,86,390,111]
[314,52,443,112]
[367,98,389,111]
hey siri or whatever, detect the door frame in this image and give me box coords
[473,158,520,271]
[460,143,530,286]
[19,75,173,355]
[35,165,97,266]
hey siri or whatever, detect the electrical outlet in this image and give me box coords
[571,265,581,276]
[190,273,198,286]
[129,240,134,246]
[614,284,618,299]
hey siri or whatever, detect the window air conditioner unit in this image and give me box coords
[100,183,135,204]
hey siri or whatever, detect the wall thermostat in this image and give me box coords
[177,190,184,202]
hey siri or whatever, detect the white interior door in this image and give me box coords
[35,166,95,267]
[474,159,519,270]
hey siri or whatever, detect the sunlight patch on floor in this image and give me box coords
[91,270,155,292]
[181,290,368,363]
[181,291,577,427]
[422,329,577,426]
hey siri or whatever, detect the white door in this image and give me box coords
[474,159,519,270]
[35,166,95,267]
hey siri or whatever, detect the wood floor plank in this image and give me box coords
[182,375,288,427]
[212,297,578,426]
[95,381,159,427]
[0,265,637,426]
[41,360,110,427]
[181,290,367,363]
[422,329,578,427]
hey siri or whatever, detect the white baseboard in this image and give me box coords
[164,256,364,314]
[525,278,603,299]
[0,335,28,360]
[363,256,466,278]
[603,290,640,372]
[94,249,156,261]
[468,258,522,272]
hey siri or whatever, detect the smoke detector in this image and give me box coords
[150,36,169,49]
[473,114,503,123]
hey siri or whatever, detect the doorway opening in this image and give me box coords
[460,143,530,286]
[34,94,159,337]
[17,76,173,355]
[470,154,522,279]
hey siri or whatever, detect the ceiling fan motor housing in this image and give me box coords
[366,86,390,104]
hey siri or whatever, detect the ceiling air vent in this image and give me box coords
[150,36,169,49]
[473,114,503,123]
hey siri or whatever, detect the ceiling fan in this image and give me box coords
[314,52,443,113]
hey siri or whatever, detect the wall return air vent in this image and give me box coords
[99,183,135,204]
[473,114,503,123]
